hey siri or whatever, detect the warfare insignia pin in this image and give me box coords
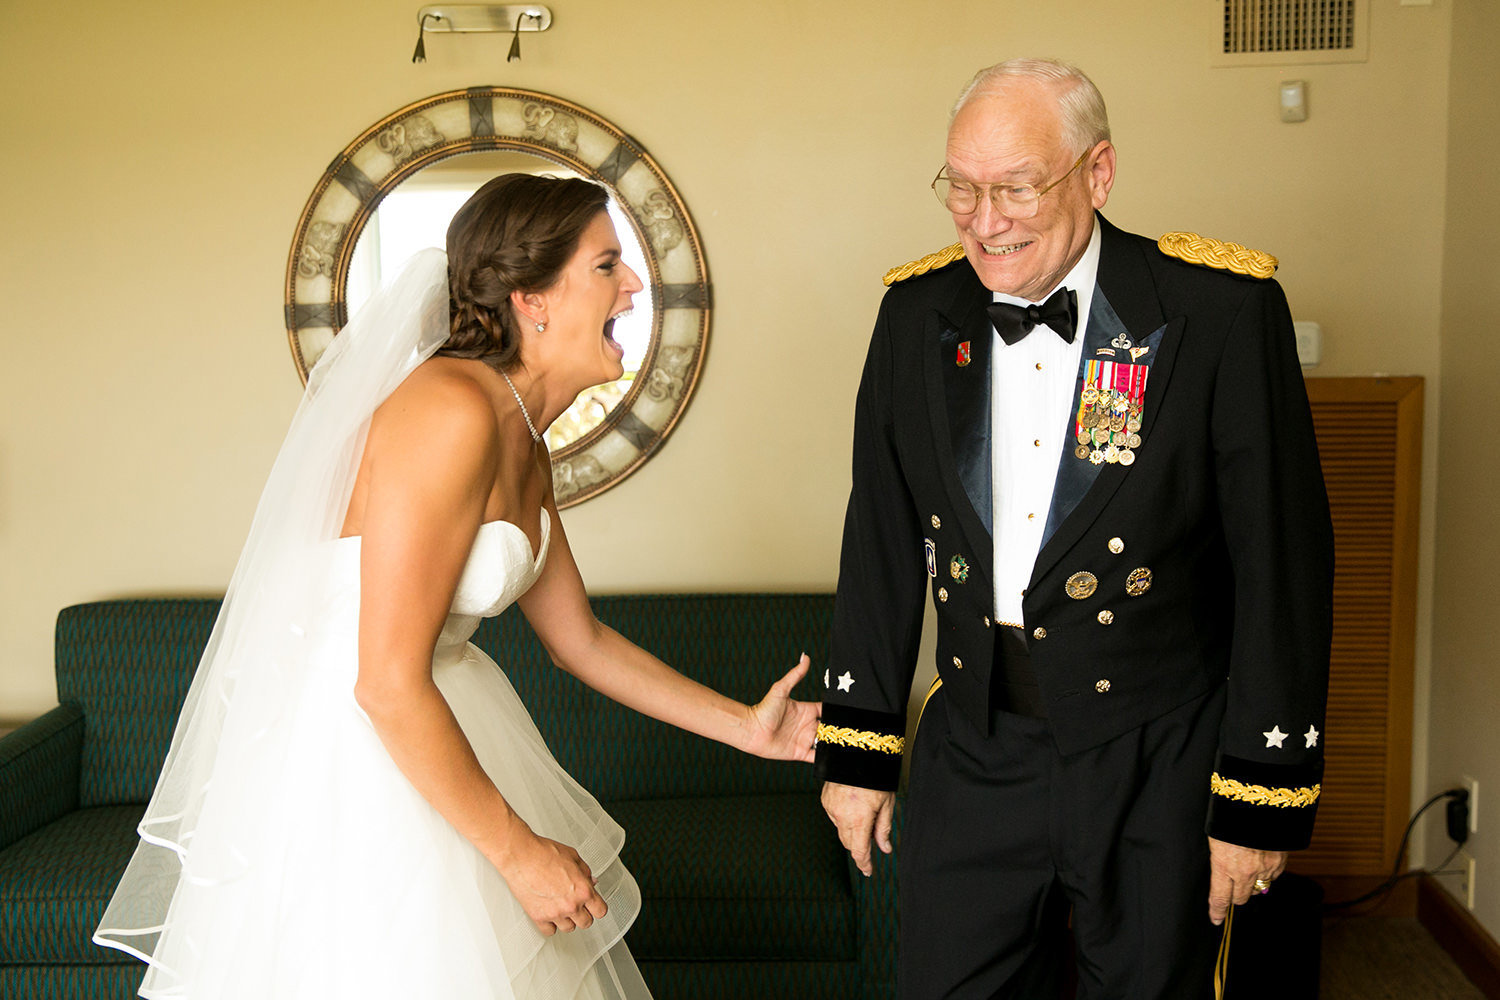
[957,341,971,367]
[1064,571,1099,600]
[950,555,970,583]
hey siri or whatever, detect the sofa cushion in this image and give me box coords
[55,600,220,807]
[480,593,834,801]
[0,805,143,964]
[611,793,855,962]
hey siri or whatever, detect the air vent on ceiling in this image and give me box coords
[1214,0,1368,66]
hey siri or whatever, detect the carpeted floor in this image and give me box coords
[1322,916,1486,999]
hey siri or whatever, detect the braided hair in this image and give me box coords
[440,173,610,369]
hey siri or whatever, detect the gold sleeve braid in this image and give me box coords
[817,723,906,755]
[1210,772,1321,809]
[882,243,966,286]
[1157,232,1278,279]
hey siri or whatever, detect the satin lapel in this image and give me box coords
[1031,216,1183,585]
[922,269,995,561]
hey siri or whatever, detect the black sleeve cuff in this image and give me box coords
[813,703,906,792]
[1206,753,1323,851]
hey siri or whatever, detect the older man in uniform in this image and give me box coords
[815,59,1333,999]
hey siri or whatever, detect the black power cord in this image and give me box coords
[1324,787,1470,910]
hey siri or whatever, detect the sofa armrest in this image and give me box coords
[0,702,84,850]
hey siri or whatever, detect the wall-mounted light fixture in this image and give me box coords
[412,5,553,64]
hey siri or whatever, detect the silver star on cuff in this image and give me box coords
[836,671,855,692]
[1304,725,1319,748]
[1263,725,1288,749]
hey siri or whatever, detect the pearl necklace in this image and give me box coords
[499,370,542,444]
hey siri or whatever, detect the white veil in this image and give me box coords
[94,249,452,965]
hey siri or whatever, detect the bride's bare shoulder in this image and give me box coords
[371,357,499,452]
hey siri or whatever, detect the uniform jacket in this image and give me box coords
[814,215,1334,850]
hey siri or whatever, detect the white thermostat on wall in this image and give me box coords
[1294,320,1322,367]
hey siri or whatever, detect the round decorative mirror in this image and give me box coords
[284,87,711,507]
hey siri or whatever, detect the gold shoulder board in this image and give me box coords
[883,242,965,286]
[1157,232,1278,279]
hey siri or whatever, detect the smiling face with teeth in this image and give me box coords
[512,210,644,407]
[945,77,1115,301]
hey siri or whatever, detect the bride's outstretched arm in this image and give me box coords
[517,487,821,763]
[351,371,604,936]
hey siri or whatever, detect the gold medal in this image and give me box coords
[1127,433,1142,449]
[1104,444,1120,464]
[1125,567,1153,596]
[1093,427,1111,445]
[1065,571,1099,599]
[1089,449,1105,465]
[1077,430,1092,446]
[1118,448,1136,466]
[1081,385,1099,404]
[1074,444,1091,459]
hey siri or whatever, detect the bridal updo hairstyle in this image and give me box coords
[440,173,610,370]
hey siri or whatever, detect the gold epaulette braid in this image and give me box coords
[817,722,906,755]
[1158,232,1278,279]
[882,242,966,286]
[1210,772,1321,809]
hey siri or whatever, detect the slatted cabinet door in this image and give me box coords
[1298,377,1423,876]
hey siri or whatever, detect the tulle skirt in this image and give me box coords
[96,616,649,1000]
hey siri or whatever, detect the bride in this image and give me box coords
[94,174,820,999]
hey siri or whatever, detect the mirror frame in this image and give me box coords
[284,87,711,507]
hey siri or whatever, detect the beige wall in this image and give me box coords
[1428,0,1500,936]
[0,0,1472,925]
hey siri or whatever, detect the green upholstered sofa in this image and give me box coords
[0,595,898,1000]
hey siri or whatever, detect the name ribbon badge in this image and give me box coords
[1073,359,1148,466]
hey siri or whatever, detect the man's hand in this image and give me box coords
[1207,836,1288,925]
[821,781,896,876]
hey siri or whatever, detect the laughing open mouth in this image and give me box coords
[981,241,1033,256]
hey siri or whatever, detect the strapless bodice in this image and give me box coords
[325,510,551,657]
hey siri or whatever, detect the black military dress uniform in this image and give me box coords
[815,215,1334,999]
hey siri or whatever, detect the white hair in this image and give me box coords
[950,58,1111,155]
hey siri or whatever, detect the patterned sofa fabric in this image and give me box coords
[0,595,898,1000]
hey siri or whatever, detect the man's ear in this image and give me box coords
[1088,140,1117,211]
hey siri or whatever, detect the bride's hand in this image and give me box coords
[744,654,822,762]
[492,830,608,936]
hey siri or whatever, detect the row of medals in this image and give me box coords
[1074,386,1143,466]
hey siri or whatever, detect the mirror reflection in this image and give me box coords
[347,150,657,452]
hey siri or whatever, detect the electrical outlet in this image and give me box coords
[1464,775,1480,835]
[1460,852,1477,910]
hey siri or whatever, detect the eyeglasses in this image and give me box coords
[931,150,1089,219]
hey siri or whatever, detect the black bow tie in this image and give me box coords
[987,287,1079,346]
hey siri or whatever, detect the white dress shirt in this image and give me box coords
[991,222,1101,626]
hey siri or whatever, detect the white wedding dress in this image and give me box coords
[98,508,652,999]
[95,250,651,998]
